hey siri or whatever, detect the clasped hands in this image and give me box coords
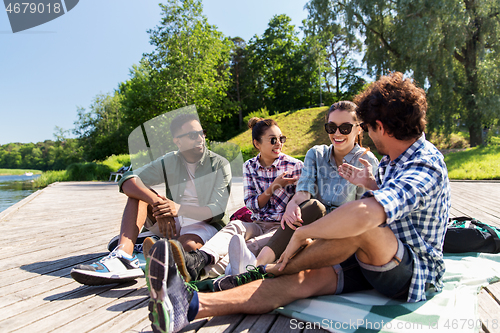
[152,194,181,239]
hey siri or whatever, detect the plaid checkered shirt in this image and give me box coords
[363,134,451,302]
[244,153,303,222]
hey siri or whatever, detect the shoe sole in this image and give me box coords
[70,268,143,286]
[168,240,191,282]
[143,237,157,261]
[146,241,174,333]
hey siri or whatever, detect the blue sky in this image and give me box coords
[0,0,309,145]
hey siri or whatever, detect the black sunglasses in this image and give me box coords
[324,122,358,135]
[176,129,207,140]
[268,136,287,145]
[359,123,369,132]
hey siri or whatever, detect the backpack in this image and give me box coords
[443,216,500,254]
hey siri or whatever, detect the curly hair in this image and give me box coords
[354,72,427,141]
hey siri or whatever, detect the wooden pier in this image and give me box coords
[0,180,499,333]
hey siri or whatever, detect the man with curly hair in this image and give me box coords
[145,72,451,333]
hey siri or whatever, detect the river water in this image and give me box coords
[0,174,41,213]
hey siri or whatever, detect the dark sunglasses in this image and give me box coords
[176,129,206,140]
[359,123,369,132]
[268,136,287,145]
[324,122,358,135]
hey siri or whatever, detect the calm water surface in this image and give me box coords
[0,175,40,213]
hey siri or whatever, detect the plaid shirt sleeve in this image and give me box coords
[243,158,260,213]
[371,160,445,226]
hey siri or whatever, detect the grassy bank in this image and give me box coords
[0,169,43,176]
[445,145,500,180]
[32,154,131,188]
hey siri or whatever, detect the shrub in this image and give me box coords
[66,162,113,181]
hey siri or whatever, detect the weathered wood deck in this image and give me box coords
[0,180,499,333]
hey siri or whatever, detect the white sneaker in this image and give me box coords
[71,247,144,285]
[228,234,256,275]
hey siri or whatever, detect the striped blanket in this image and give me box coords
[275,253,500,333]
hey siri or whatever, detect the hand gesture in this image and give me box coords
[280,202,303,230]
[270,171,299,193]
[338,158,377,190]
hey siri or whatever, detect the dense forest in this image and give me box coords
[1,0,499,170]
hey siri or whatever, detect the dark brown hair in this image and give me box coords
[354,72,427,141]
[325,101,363,145]
[248,117,279,148]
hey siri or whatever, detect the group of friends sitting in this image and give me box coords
[70,72,451,333]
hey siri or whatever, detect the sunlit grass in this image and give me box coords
[445,145,500,180]
[32,170,68,188]
[0,168,42,175]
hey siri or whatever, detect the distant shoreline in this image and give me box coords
[0,169,43,176]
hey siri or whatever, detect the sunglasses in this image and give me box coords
[359,123,369,132]
[268,136,287,145]
[176,129,207,140]
[324,122,358,135]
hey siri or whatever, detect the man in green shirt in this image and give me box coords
[71,113,232,286]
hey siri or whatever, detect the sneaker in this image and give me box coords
[228,234,257,275]
[71,247,143,285]
[143,236,157,260]
[146,239,195,333]
[107,231,159,253]
[168,240,206,282]
[213,265,271,291]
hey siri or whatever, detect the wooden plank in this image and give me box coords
[247,314,278,333]
[267,315,302,333]
[86,298,150,333]
[478,289,500,333]
[197,314,245,333]
[48,286,149,333]
[13,281,148,333]
[179,318,210,333]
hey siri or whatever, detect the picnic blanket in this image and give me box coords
[275,253,500,333]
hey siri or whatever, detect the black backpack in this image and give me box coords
[443,216,500,254]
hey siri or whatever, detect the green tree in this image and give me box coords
[304,0,364,99]
[144,0,235,140]
[244,14,320,113]
[73,92,126,161]
[329,0,500,146]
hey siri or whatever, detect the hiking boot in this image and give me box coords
[168,239,206,282]
[146,239,197,333]
[107,230,159,253]
[228,234,256,275]
[213,265,272,291]
[71,247,143,285]
[143,236,157,260]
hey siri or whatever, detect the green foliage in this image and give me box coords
[445,145,500,180]
[230,106,332,157]
[303,0,364,98]
[0,138,83,171]
[66,162,113,181]
[100,154,131,172]
[142,0,235,141]
[242,107,271,126]
[326,0,500,146]
[32,170,69,188]
[0,169,42,175]
[73,91,128,161]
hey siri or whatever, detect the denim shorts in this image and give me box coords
[334,238,413,300]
